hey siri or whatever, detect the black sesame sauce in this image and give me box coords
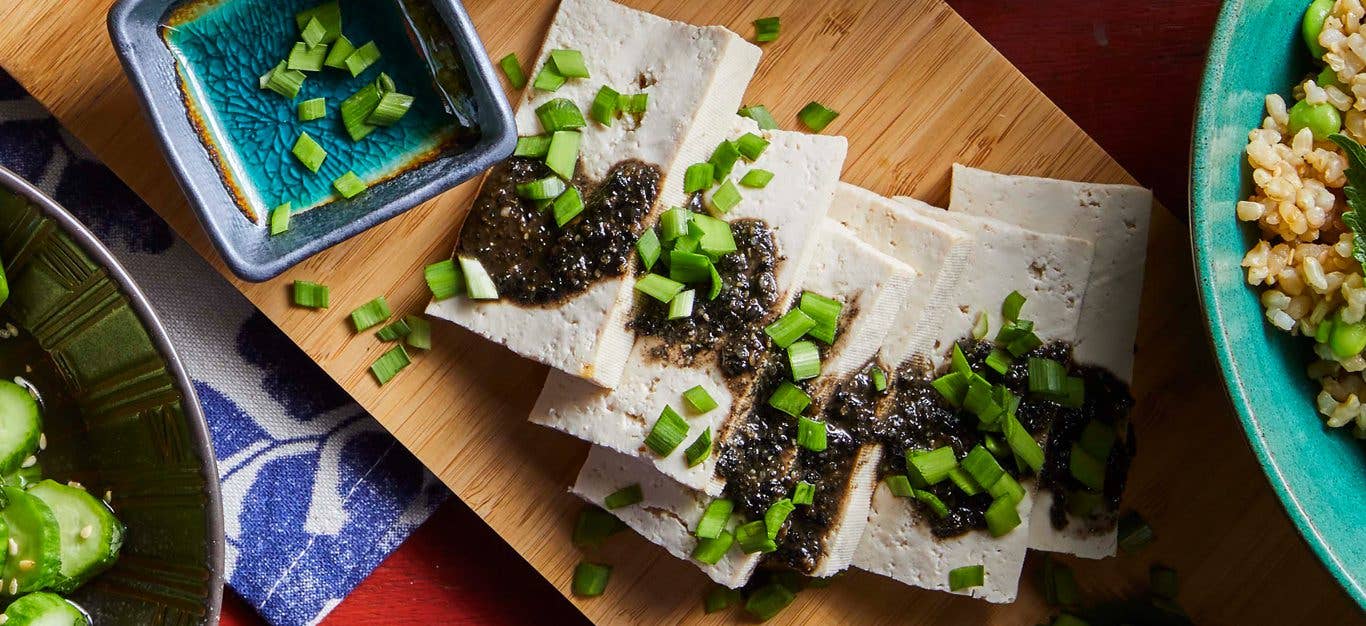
[456,156,661,305]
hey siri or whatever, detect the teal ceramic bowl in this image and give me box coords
[1192,0,1366,608]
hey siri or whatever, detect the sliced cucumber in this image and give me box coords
[26,481,123,593]
[0,380,41,474]
[2,591,89,626]
[0,486,61,593]
[1,462,42,489]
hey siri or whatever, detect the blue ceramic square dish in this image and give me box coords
[1191,0,1365,608]
[108,0,515,282]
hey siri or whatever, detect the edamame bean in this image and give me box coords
[1288,99,1342,139]
[1304,0,1334,59]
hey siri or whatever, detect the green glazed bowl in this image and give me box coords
[0,167,224,623]
[1191,0,1366,608]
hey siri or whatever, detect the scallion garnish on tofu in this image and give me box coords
[767,381,811,417]
[644,405,688,456]
[603,484,643,509]
[694,498,732,539]
[424,259,465,300]
[948,564,984,591]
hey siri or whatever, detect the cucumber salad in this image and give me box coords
[0,257,123,625]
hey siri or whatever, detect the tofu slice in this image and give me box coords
[945,166,1151,560]
[946,164,1153,383]
[851,200,1095,603]
[530,127,849,494]
[427,0,762,388]
[568,223,916,587]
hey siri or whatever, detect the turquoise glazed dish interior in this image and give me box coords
[1192,0,1366,608]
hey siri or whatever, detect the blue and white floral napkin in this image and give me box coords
[0,69,448,626]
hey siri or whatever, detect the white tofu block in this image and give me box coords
[946,164,1153,383]
[428,0,762,388]
[530,127,849,494]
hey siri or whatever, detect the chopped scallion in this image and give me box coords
[270,202,291,236]
[458,256,499,299]
[972,312,990,339]
[292,280,329,309]
[548,49,589,78]
[931,371,968,406]
[692,214,736,258]
[948,564,985,591]
[1007,330,1043,356]
[531,64,565,92]
[753,16,781,42]
[545,130,582,179]
[637,228,661,270]
[295,2,341,43]
[424,259,464,300]
[1078,421,1117,461]
[706,179,742,214]
[333,171,367,198]
[768,382,811,417]
[787,340,821,381]
[961,444,1005,488]
[344,41,382,77]
[292,132,327,173]
[1002,414,1044,473]
[1002,290,1027,321]
[985,349,1013,375]
[709,140,742,181]
[297,98,326,121]
[692,530,734,565]
[370,344,410,385]
[684,163,715,194]
[535,98,586,132]
[405,315,431,350]
[884,474,915,497]
[1118,511,1154,553]
[498,52,527,89]
[798,101,839,132]
[571,562,611,597]
[736,132,770,161]
[572,505,625,548]
[1069,443,1106,491]
[589,85,619,126]
[796,417,827,452]
[683,385,718,413]
[765,308,817,348]
[695,498,733,539]
[708,262,724,300]
[792,481,814,506]
[764,498,795,539]
[1028,357,1067,397]
[799,292,842,344]
[264,63,306,99]
[324,35,355,70]
[739,168,774,188]
[906,446,956,485]
[913,488,949,518]
[621,93,648,114]
[515,176,566,200]
[668,288,696,319]
[288,41,329,72]
[340,83,381,141]
[871,365,888,391]
[350,297,391,331]
[744,584,795,622]
[635,273,685,303]
[645,405,689,456]
[552,187,585,227]
[604,483,643,509]
[987,471,1024,504]
[660,206,693,241]
[704,585,739,614]
[736,520,776,554]
[366,92,414,126]
[739,104,779,130]
[1150,565,1178,600]
[948,466,983,495]
[376,318,411,341]
[985,496,1021,537]
[669,250,713,284]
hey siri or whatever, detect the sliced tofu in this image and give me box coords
[944,165,1151,560]
[428,0,762,388]
[568,223,915,587]
[530,127,849,494]
[850,200,1094,603]
[946,164,1153,383]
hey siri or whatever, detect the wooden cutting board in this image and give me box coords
[1,0,1359,623]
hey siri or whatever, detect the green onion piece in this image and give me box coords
[270,203,291,236]
[736,133,770,161]
[994,318,1033,344]
[692,530,734,565]
[324,35,355,69]
[931,371,968,406]
[764,498,795,539]
[458,256,499,299]
[1007,330,1043,357]
[787,340,821,381]
[265,64,306,99]
[377,71,396,94]
[985,349,1012,375]
[708,262,724,300]
[1028,357,1067,397]
[350,296,391,333]
[295,2,341,43]
[704,585,740,613]
[637,228,661,270]
[370,344,411,385]
[884,474,915,497]
[1079,421,1117,460]
[515,176,566,200]
[405,315,431,350]
[985,496,1022,537]
[692,214,736,257]
[645,406,689,456]
[573,505,625,548]
[739,168,774,188]
[424,259,465,300]
[536,98,587,132]
[621,93,648,114]
[796,417,827,452]
[753,16,781,42]
[366,92,414,126]
[333,171,367,198]
[498,52,527,89]
[706,179,742,215]
[913,488,949,518]
[1062,376,1085,408]
[604,483,643,509]
[799,292,842,344]
[906,446,956,485]
[950,343,972,377]
[259,60,283,90]
[545,130,582,179]
[635,273,685,303]
[982,433,1010,459]
[660,206,693,241]
[1069,443,1106,491]
[792,481,814,506]
[340,83,381,141]
[1049,559,1081,607]
[871,365,888,391]
[571,562,611,597]
[344,41,382,77]
[297,98,327,121]
[736,520,776,554]
[288,41,329,72]
[1002,290,1026,321]
[695,498,733,539]
[665,249,710,284]
[948,564,985,591]
[683,385,718,413]
[987,471,1024,504]
[961,444,1005,488]
[376,318,411,342]
[684,163,715,194]
[708,141,742,181]
[1150,565,1178,600]
[531,64,565,92]
[547,49,589,78]
[292,280,329,309]
[1067,489,1103,517]
[744,584,795,621]
[767,382,811,417]
[552,187,585,227]
[668,288,696,320]
[590,85,620,126]
[739,104,779,130]
[798,101,839,132]
[292,132,327,173]
[1118,511,1154,553]
[947,466,982,495]
[765,308,816,348]
[1002,414,1044,473]
[972,312,990,340]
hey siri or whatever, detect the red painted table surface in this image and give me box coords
[216,1,1223,624]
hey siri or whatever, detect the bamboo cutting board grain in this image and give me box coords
[0,0,1360,623]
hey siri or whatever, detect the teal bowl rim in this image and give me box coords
[0,164,226,624]
[1190,0,1365,608]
